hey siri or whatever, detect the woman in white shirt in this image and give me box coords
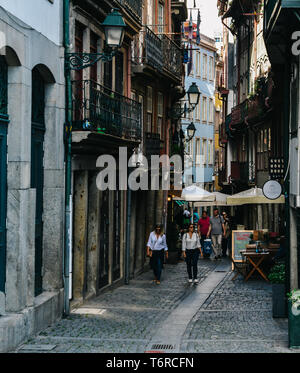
[146,224,168,285]
[182,224,201,284]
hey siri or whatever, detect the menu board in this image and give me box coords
[232,230,254,262]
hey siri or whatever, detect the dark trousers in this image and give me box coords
[222,237,228,256]
[185,249,199,279]
[151,250,164,281]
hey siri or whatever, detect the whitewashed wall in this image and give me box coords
[0,0,63,45]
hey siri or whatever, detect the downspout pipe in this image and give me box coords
[63,0,72,316]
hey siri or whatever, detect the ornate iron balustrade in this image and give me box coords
[71,80,142,141]
[145,27,163,70]
[162,35,182,79]
[131,27,163,70]
[116,0,142,23]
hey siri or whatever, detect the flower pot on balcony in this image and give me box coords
[288,299,300,348]
[272,284,287,318]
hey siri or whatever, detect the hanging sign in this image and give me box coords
[262,180,282,200]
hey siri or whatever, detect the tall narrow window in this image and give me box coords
[115,52,124,95]
[209,98,214,123]
[90,32,98,82]
[147,86,153,132]
[157,92,164,138]
[195,138,201,164]
[158,3,164,36]
[209,56,214,81]
[208,140,213,165]
[202,97,207,122]
[202,139,207,165]
[203,54,207,79]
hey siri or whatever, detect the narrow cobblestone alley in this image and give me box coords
[13,259,298,354]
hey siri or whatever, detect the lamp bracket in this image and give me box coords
[65,50,118,71]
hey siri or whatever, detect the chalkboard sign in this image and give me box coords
[232,230,254,262]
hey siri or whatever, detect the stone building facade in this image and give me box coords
[0,0,65,352]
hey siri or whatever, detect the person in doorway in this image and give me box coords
[221,212,231,257]
[146,224,168,285]
[182,224,201,284]
[207,208,225,260]
[198,210,210,257]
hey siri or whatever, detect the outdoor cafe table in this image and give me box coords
[240,250,270,282]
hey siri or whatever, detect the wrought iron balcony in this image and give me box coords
[131,27,182,81]
[116,0,142,24]
[162,35,182,80]
[72,80,142,141]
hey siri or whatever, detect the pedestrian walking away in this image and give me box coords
[197,210,210,258]
[207,208,225,260]
[221,212,231,257]
[147,224,168,285]
[182,224,202,284]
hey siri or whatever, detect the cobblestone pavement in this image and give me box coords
[13,258,299,353]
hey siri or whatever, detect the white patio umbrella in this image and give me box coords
[180,185,216,223]
[194,191,229,207]
[226,187,285,205]
[181,185,216,202]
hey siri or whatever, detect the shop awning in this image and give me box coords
[226,187,285,205]
[175,200,185,206]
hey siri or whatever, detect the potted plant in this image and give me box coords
[268,263,287,318]
[287,289,300,348]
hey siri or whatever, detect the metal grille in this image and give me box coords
[71,80,142,141]
[151,344,175,350]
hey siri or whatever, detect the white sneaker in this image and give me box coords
[188,279,193,283]
[194,279,199,284]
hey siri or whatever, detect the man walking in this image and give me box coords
[207,208,225,260]
[198,210,211,258]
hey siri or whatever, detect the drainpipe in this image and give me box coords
[63,0,72,316]
[125,184,132,285]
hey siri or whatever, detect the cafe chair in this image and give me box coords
[230,256,248,281]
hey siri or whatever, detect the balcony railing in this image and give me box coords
[131,27,182,80]
[162,35,182,78]
[72,80,142,141]
[145,27,163,70]
[116,0,142,23]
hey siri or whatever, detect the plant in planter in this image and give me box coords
[268,263,287,318]
[287,289,300,348]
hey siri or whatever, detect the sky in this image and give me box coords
[186,0,222,39]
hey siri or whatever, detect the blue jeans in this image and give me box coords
[185,249,200,279]
[151,250,164,281]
